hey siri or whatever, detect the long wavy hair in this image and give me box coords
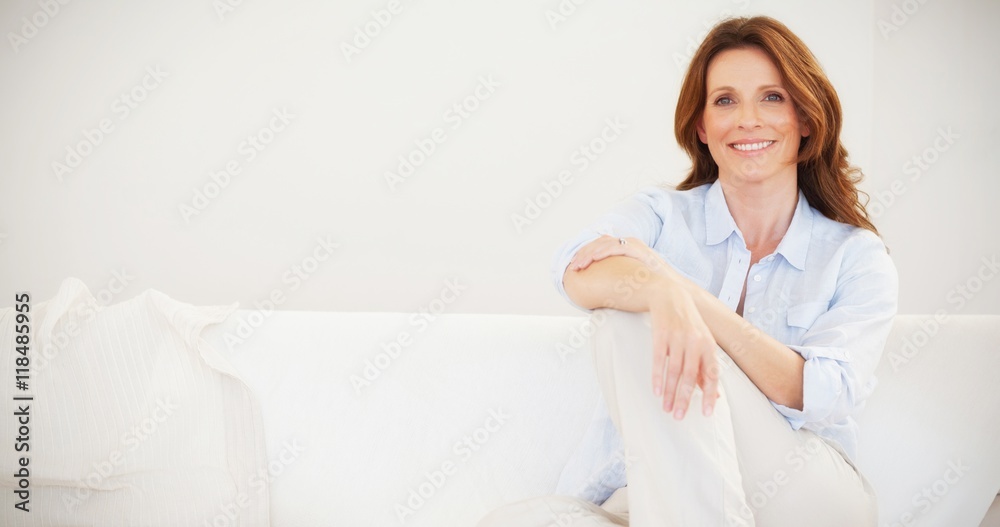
[674,16,878,235]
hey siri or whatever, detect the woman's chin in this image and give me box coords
[718,169,796,187]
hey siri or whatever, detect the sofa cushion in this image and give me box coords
[204,311,602,527]
[856,314,1000,527]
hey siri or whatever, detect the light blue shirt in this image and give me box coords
[550,180,898,504]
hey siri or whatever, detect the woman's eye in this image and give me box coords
[764,93,784,102]
[714,96,733,105]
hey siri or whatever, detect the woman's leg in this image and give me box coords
[591,309,877,527]
[711,327,878,526]
[590,309,751,526]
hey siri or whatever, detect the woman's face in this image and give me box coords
[697,47,809,187]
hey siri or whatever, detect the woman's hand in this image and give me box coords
[648,279,721,419]
[568,235,669,275]
[569,234,720,419]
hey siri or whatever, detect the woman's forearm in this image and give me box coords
[562,255,673,313]
[684,283,805,410]
[563,256,805,410]
[564,251,805,410]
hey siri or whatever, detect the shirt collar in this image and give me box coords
[704,180,740,246]
[703,179,813,271]
[774,191,812,270]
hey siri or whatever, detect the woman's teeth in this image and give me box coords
[731,141,774,152]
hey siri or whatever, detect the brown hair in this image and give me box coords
[674,16,878,234]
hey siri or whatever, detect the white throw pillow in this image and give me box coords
[0,278,269,526]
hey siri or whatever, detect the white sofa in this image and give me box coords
[204,309,1000,527]
[2,280,999,526]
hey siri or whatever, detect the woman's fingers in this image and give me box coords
[660,341,683,414]
[700,351,720,417]
[569,235,635,271]
[670,343,703,420]
[653,327,720,420]
[571,236,619,270]
[652,335,668,397]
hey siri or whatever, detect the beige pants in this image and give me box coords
[477,310,877,527]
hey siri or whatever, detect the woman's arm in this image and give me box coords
[565,234,806,418]
[564,238,722,420]
[681,280,805,410]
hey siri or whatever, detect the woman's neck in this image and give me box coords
[719,177,798,250]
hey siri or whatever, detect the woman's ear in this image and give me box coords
[696,119,708,144]
[799,114,811,138]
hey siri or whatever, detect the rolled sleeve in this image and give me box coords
[771,231,899,429]
[550,187,671,312]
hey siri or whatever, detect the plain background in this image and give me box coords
[1,0,997,317]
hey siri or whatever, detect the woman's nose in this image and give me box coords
[737,103,762,129]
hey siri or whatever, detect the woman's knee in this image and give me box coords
[589,309,652,364]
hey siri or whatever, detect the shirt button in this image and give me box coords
[753,274,762,282]
[747,307,756,314]
[766,256,774,262]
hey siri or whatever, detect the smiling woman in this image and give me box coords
[675,16,878,235]
[477,16,897,527]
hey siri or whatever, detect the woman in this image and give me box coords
[477,15,897,527]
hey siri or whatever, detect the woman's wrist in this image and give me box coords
[644,269,689,310]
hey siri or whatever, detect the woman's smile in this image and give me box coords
[729,139,776,154]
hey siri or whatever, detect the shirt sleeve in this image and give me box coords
[771,230,899,429]
[550,187,672,313]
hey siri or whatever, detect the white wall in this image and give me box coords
[0,0,995,316]
[871,0,1000,316]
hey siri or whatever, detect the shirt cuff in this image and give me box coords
[551,233,605,313]
[770,345,852,427]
